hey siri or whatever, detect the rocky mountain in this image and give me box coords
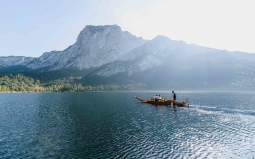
[1,25,255,90]
[15,25,144,70]
[0,56,34,67]
[1,25,145,70]
[85,35,255,90]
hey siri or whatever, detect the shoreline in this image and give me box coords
[1,90,255,94]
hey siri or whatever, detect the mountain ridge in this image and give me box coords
[0,25,146,70]
[1,25,255,90]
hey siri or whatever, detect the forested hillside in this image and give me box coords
[0,73,145,92]
[0,74,43,92]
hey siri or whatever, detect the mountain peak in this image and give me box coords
[86,24,120,29]
[152,35,172,43]
[80,25,121,35]
[76,25,123,44]
[23,24,146,70]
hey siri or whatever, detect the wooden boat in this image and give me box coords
[135,96,189,107]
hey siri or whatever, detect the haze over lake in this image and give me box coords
[1,92,254,158]
[1,0,255,158]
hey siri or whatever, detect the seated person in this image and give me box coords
[154,94,159,101]
[158,95,162,101]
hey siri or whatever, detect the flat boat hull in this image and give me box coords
[135,96,187,107]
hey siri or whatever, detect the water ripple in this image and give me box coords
[0,92,255,158]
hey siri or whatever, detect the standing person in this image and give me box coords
[172,91,176,101]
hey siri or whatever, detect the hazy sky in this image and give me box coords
[0,0,255,57]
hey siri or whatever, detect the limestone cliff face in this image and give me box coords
[24,25,145,70]
[0,26,222,77]
[0,25,184,75]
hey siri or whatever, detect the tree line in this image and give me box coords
[0,74,145,92]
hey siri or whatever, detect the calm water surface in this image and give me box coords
[0,92,255,158]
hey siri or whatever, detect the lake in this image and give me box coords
[0,92,255,158]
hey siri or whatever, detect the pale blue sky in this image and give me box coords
[1,0,255,57]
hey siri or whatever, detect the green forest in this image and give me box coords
[0,73,145,92]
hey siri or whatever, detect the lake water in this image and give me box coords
[0,92,255,158]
